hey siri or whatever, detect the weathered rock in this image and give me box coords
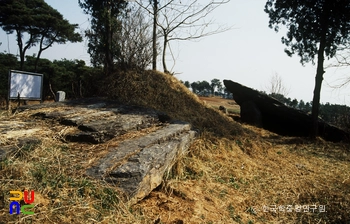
[2,98,197,204]
[32,105,160,143]
[56,91,66,102]
[224,79,349,142]
[86,121,196,204]
[240,101,262,127]
[17,137,41,148]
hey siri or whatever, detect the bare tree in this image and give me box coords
[326,45,350,88]
[330,45,350,67]
[266,72,290,96]
[135,1,174,71]
[136,0,231,74]
[152,0,158,70]
[117,5,154,70]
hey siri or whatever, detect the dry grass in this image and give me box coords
[199,96,241,114]
[0,108,161,223]
[104,70,246,138]
[136,130,350,223]
[0,70,349,223]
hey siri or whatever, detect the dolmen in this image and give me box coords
[223,79,349,142]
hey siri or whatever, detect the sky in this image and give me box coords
[1,0,350,106]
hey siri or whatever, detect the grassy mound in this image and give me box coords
[104,70,245,138]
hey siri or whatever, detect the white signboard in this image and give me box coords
[9,70,43,100]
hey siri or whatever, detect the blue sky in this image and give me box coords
[1,0,350,106]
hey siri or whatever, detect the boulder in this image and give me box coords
[223,79,349,142]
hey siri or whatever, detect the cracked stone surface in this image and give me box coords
[86,121,196,203]
[31,103,160,144]
[1,98,197,203]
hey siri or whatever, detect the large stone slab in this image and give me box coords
[86,121,196,204]
[4,98,197,203]
[0,99,196,203]
[224,79,349,142]
[31,104,161,143]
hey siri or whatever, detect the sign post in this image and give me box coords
[8,70,44,106]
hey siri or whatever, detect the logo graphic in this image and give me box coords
[9,190,35,215]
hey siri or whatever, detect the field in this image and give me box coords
[0,71,349,223]
[199,96,240,114]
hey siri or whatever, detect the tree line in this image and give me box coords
[0,0,231,107]
[181,79,231,97]
[1,0,350,139]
